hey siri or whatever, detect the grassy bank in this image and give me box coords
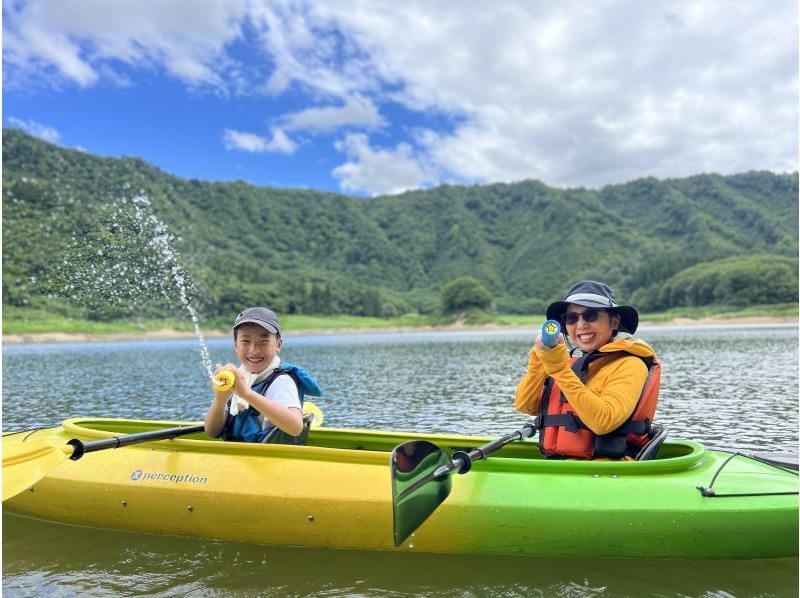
[636,303,798,323]
[0,307,432,336]
[2,304,797,337]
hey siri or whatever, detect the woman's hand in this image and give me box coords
[534,331,563,352]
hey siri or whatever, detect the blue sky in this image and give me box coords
[3,1,798,197]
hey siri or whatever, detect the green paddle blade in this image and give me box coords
[2,439,72,501]
[391,440,453,547]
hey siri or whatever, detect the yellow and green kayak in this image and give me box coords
[3,417,798,559]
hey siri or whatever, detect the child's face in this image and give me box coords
[234,323,281,373]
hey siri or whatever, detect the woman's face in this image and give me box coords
[563,304,620,354]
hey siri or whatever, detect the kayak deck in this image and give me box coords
[4,418,798,559]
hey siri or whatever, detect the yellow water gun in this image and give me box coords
[212,370,236,392]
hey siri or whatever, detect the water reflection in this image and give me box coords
[3,513,798,598]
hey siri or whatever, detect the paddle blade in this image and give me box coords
[3,439,71,501]
[303,401,324,428]
[391,440,453,547]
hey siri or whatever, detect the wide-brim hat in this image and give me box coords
[233,306,281,336]
[546,280,638,334]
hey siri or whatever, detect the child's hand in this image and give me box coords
[219,362,248,395]
[212,363,236,398]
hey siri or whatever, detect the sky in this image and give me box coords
[3,0,798,197]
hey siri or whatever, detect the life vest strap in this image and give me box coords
[614,418,650,435]
[537,412,650,434]
[537,413,587,433]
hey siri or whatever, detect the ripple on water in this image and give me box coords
[4,325,796,453]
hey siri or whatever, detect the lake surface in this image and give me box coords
[3,324,798,597]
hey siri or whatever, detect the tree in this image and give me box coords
[441,277,493,313]
[3,129,798,321]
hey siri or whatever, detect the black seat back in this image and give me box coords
[634,426,667,461]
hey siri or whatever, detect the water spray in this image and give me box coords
[48,195,215,380]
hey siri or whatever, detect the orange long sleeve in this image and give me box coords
[514,339,651,435]
[514,347,548,415]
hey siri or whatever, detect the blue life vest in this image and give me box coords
[221,362,322,443]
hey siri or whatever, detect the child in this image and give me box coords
[204,307,321,443]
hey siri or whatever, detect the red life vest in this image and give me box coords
[536,351,661,459]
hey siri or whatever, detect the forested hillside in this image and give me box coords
[3,128,797,323]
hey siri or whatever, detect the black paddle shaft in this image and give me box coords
[441,423,537,476]
[67,424,207,461]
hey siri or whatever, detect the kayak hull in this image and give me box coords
[4,418,798,559]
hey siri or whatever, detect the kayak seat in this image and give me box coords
[261,412,314,446]
[634,426,667,461]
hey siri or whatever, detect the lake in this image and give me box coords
[3,324,798,597]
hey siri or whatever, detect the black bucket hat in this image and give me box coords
[546,280,638,334]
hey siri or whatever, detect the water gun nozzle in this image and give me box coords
[212,370,236,392]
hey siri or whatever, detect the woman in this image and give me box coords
[515,280,661,460]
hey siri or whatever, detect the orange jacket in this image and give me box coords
[515,337,660,459]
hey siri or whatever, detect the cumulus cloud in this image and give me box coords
[280,95,385,133]
[8,117,62,143]
[4,0,797,194]
[223,128,297,154]
[315,1,799,189]
[333,133,435,196]
[3,0,248,89]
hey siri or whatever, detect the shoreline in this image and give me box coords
[2,316,797,345]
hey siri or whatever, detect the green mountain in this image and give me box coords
[3,128,797,322]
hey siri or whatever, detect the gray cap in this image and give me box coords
[233,307,281,336]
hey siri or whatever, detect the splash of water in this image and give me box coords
[171,266,213,379]
[141,199,214,380]
[47,194,215,379]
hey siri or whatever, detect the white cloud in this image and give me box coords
[333,133,435,196]
[315,1,799,188]
[280,95,385,133]
[3,0,248,88]
[4,0,797,191]
[8,117,62,143]
[223,128,297,154]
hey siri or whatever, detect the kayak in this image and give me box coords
[3,417,798,559]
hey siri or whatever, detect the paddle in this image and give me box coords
[304,400,324,427]
[390,423,536,547]
[2,423,206,502]
[3,400,325,502]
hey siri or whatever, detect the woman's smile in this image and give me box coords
[565,307,619,353]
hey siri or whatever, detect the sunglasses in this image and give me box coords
[562,309,604,326]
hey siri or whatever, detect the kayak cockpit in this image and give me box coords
[55,417,711,475]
